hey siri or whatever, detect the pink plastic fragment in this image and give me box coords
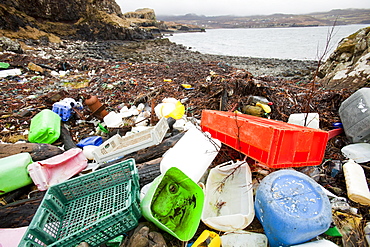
[28,148,88,191]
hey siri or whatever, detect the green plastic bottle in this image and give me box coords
[28,109,61,144]
[0,153,33,195]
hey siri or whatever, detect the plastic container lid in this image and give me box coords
[341,143,370,163]
[76,136,103,148]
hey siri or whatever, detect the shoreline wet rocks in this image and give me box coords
[18,38,318,80]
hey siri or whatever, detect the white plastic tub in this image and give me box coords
[201,160,255,232]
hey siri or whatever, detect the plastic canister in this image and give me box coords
[254,169,332,247]
[339,87,370,143]
[343,159,370,205]
[28,109,61,144]
[160,125,221,183]
[201,160,255,232]
[220,230,268,247]
[0,153,33,195]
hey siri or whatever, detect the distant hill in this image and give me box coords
[157,9,370,29]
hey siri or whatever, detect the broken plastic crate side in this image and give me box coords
[93,117,169,163]
[19,159,141,247]
[200,110,329,168]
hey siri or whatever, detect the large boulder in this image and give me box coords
[318,26,370,90]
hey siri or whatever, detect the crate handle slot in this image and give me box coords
[45,197,65,215]
[29,208,58,245]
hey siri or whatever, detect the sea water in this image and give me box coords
[168,24,369,60]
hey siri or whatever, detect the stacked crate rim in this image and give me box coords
[93,117,169,163]
[19,158,141,247]
[200,110,329,168]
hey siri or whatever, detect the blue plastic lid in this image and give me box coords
[332,122,343,129]
[76,136,103,148]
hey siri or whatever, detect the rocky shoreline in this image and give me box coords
[20,38,318,80]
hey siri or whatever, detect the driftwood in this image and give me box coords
[0,143,63,161]
[0,192,45,228]
[137,158,162,187]
[59,124,78,150]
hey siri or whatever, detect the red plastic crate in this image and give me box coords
[200,110,329,168]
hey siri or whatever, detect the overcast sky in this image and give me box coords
[117,0,370,16]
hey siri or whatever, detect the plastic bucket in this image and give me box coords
[141,167,204,241]
[254,169,332,247]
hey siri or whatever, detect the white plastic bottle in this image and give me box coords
[343,159,370,205]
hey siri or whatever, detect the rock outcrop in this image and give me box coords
[0,1,159,41]
[0,1,204,42]
[318,26,370,90]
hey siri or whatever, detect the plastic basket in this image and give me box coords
[19,159,141,247]
[93,117,169,163]
[200,110,329,168]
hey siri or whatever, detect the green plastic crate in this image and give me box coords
[19,159,141,247]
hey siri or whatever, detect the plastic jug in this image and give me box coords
[52,98,82,121]
[28,109,61,144]
[343,159,370,205]
[254,169,332,247]
[339,87,370,143]
[160,125,221,183]
[0,153,33,195]
[201,160,255,232]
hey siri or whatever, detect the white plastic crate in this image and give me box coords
[93,117,169,163]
